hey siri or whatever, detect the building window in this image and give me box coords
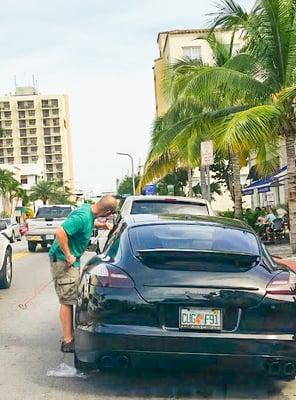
[26,101,34,109]
[19,121,26,128]
[55,145,62,153]
[4,130,12,137]
[0,158,4,164]
[57,173,64,180]
[51,99,58,107]
[43,119,50,126]
[29,128,36,135]
[31,156,38,162]
[4,121,11,127]
[0,102,10,110]
[43,110,50,118]
[7,157,14,164]
[7,149,13,155]
[53,127,60,134]
[54,137,61,143]
[53,118,59,126]
[44,137,51,145]
[46,165,53,172]
[42,100,49,108]
[21,176,28,185]
[20,129,27,137]
[18,111,25,119]
[29,119,36,126]
[31,146,38,152]
[45,146,52,154]
[21,157,29,164]
[28,110,35,117]
[182,46,202,60]
[21,148,28,155]
[4,111,11,119]
[44,128,50,136]
[52,109,59,116]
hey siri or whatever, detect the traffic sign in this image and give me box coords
[201,141,214,166]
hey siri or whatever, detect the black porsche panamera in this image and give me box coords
[75,214,296,379]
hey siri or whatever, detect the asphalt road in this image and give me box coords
[0,239,295,400]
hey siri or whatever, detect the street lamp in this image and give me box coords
[116,152,135,195]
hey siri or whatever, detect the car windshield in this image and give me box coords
[130,200,209,216]
[36,207,72,219]
[129,223,259,256]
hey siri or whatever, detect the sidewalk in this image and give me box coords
[266,242,296,262]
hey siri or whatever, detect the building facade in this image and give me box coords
[153,29,249,211]
[0,86,74,190]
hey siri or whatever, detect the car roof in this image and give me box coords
[123,195,209,204]
[123,213,252,231]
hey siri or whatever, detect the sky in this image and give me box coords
[0,0,254,193]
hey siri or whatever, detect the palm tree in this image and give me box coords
[30,181,55,205]
[192,0,296,250]
[0,169,24,215]
[140,31,273,216]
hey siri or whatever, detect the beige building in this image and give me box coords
[0,86,74,190]
[153,29,250,211]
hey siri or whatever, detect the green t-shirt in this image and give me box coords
[49,204,94,267]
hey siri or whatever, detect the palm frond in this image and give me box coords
[213,104,283,153]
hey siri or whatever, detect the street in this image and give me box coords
[0,240,295,400]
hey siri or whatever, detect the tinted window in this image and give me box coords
[36,207,72,219]
[129,224,259,255]
[131,201,208,216]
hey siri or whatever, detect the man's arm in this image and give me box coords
[94,220,113,230]
[55,227,76,266]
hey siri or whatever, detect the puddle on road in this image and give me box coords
[46,362,87,379]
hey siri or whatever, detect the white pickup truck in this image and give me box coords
[25,205,75,252]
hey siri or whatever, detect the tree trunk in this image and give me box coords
[200,166,207,199]
[231,152,243,218]
[285,126,296,252]
[187,168,193,197]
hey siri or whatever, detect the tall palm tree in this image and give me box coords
[141,31,272,216]
[29,181,55,205]
[193,0,296,250]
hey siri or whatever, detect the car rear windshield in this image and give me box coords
[36,207,72,219]
[130,200,209,216]
[129,224,259,256]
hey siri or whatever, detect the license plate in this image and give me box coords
[46,235,55,240]
[179,307,222,330]
[27,236,41,241]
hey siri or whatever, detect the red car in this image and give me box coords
[19,222,29,236]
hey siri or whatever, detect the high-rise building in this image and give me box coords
[0,86,74,190]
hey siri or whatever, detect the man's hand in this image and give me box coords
[95,220,113,230]
[66,254,76,266]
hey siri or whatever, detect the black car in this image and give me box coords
[75,214,296,379]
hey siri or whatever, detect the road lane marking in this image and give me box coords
[12,252,29,261]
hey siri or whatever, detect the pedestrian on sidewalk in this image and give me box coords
[49,195,118,353]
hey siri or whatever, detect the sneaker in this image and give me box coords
[61,339,74,353]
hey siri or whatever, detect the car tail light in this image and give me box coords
[90,264,134,288]
[266,272,296,295]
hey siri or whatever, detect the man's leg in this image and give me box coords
[60,304,74,343]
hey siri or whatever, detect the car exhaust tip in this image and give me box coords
[100,355,114,369]
[283,362,295,376]
[115,355,129,369]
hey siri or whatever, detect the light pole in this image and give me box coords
[116,152,135,195]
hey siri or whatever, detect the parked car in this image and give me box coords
[0,229,13,289]
[118,195,214,221]
[25,205,75,252]
[75,214,296,379]
[0,218,21,242]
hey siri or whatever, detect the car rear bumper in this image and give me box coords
[25,233,55,243]
[75,324,296,370]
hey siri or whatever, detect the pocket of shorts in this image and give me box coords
[57,277,76,286]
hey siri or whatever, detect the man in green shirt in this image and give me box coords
[49,195,117,353]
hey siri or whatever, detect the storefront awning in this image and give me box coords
[242,166,287,196]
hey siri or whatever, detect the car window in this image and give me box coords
[130,201,208,216]
[36,207,72,219]
[129,224,259,255]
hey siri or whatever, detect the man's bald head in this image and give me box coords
[92,195,118,217]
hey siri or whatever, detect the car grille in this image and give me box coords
[158,305,240,332]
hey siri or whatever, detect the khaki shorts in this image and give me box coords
[50,259,80,305]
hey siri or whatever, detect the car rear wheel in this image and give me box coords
[0,248,12,289]
[28,241,37,252]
